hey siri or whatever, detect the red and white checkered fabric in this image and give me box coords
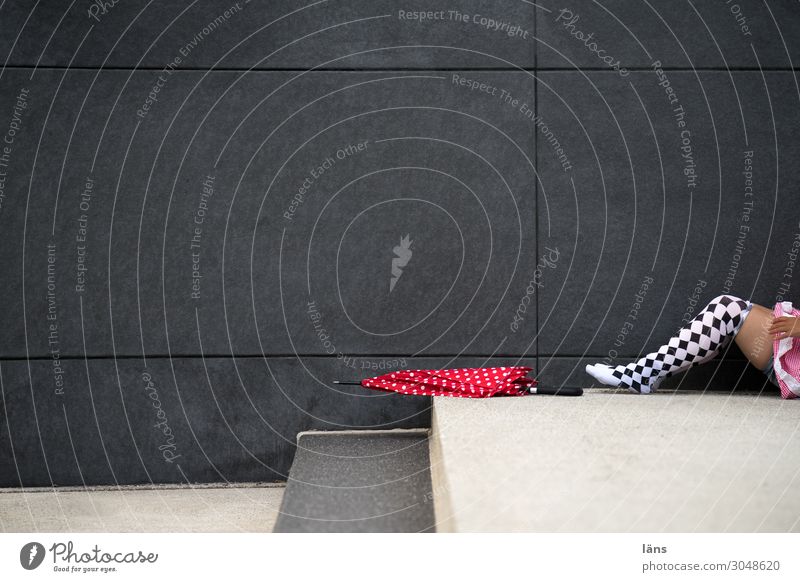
[773,301,800,399]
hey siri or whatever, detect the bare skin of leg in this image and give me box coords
[734,304,774,370]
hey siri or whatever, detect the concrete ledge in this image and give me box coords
[430,390,800,532]
[0,482,285,494]
[429,403,456,532]
[296,428,430,440]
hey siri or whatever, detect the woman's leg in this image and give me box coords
[587,294,751,393]
[733,304,774,370]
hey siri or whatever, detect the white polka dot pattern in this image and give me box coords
[361,366,536,398]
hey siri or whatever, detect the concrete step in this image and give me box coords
[274,429,435,532]
[430,389,800,532]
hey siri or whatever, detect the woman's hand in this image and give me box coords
[768,316,800,340]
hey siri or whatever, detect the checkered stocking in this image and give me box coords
[611,294,751,393]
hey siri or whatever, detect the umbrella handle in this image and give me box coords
[529,386,583,397]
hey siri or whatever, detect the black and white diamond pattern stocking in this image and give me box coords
[589,294,751,393]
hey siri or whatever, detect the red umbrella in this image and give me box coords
[334,366,582,398]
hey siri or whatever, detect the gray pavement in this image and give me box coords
[0,483,284,532]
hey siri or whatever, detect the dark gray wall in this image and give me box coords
[1,1,798,486]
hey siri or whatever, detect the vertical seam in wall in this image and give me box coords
[532,2,539,372]
[534,67,539,373]
[533,4,538,71]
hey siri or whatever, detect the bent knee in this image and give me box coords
[708,294,745,306]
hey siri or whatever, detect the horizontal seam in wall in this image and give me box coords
[2,65,800,72]
[0,354,754,361]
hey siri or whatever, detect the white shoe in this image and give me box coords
[585,363,664,394]
[585,364,622,387]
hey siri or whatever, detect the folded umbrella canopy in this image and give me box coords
[334,366,582,397]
